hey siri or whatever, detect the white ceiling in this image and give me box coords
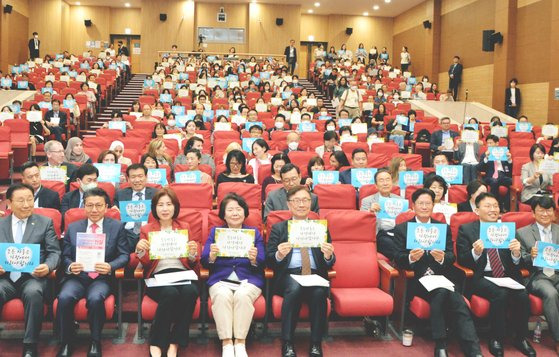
[64,0,425,17]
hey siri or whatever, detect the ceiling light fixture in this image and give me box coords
[373,5,380,10]
[76,1,81,5]
[385,0,391,3]
[314,2,320,7]
[308,9,313,13]
[363,12,369,16]
[124,2,131,7]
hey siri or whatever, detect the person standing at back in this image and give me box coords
[448,56,463,100]
[28,32,40,60]
[284,40,297,75]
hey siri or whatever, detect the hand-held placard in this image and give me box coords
[399,170,424,189]
[215,228,255,258]
[435,165,463,184]
[76,233,106,272]
[288,220,328,248]
[0,243,40,272]
[149,230,189,260]
[479,222,515,249]
[378,197,409,219]
[351,168,377,188]
[120,200,151,223]
[406,223,447,251]
[534,242,559,270]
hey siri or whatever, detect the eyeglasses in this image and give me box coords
[85,204,106,210]
[229,161,241,167]
[288,198,311,205]
[48,150,64,154]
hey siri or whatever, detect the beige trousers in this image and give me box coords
[209,281,262,340]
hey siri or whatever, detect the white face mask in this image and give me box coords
[80,182,97,192]
[351,86,357,91]
[293,80,298,84]
[393,95,400,100]
[167,120,176,127]
[275,122,284,129]
[320,111,328,116]
[288,141,299,150]
[327,125,335,131]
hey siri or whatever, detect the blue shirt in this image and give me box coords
[288,248,317,270]
[442,131,450,142]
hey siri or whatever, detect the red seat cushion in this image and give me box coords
[529,294,543,315]
[272,295,331,319]
[469,294,490,318]
[331,287,393,317]
[53,295,115,320]
[141,295,200,321]
[208,295,266,320]
[409,295,471,319]
[1,299,47,320]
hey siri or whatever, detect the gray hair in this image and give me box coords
[44,140,62,152]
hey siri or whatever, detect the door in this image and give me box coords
[110,35,141,74]
[298,45,308,79]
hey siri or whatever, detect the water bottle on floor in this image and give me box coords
[533,319,542,343]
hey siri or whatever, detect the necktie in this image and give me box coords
[10,220,24,282]
[542,229,555,277]
[133,192,143,234]
[487,248,505,278]
[79,196,84,209]
[300,248,311,276]
[493,161,499,179]
[88,223,99,279]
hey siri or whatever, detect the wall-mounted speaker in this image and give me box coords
[345,27,353,35]
[482,29,503,52]
[160,13,167,21]
[491,32,503,45]
[3,4,13,14]
[423,20,432,29]
[276,18,283,26]
[84,19,92,27]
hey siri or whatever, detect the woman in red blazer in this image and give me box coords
[135,187,199,357]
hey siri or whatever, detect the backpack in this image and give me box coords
[416,129,431,143]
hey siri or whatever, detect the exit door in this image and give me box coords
[300,41,328,80]
[110,34,141,74]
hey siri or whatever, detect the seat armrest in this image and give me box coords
[403,269,415,279]
[520,268,529,278]
[200,267,209,280]
[327,269,336,279]
[48,270,57,279]
[115,268,125,279]
[134,267,144,279]
[378,260,398,294]
[454,262,473,278]
[264,268,274,279]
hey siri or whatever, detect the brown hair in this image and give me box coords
[286,185,311,200]
[151,187,180,220]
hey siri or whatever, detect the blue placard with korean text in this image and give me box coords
[487,147,509,161]
[435,165,463,184]
[396,115,409,126]
[1,78,13,87]
[175,171,202,184]
[108,121,127,133]
[119,200,151,223]
[406,223,447,250]
[147,168,168,186]
[93,163,121,183]
[0,243,40,273]
[242,138,258,153]
[515,122,532,133]
[533,242,559,270]
[463,123,478,130]
[312,171,340,188]
[246,121,263,130]
[159,94,172,103]
[399,170,424,188]
[351,168,378,188]
[338,119,352,127]
[480,222,516,249]
[378,197,409,219]
[172,106,185,115]
[298,122,316,132]
[17,81,28,89]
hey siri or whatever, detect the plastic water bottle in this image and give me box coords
[533,320,542,343]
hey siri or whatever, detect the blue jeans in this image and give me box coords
[391,134,404,149]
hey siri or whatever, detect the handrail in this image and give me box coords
[157,50,285,59]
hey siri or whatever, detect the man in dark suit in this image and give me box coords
[113,164,157,248]
[339,148,368,184]
[448,55,463,100]
[504,78,521,119]
[394,188,482,357]
[266,186,335,357]
[21,161,61,210]
[57,188,129,357]
[43,140,78,190]
[28,32,40,60]
[61,164,99,218]
[284,39,297,75]
[0,183,60,357]
[517,196,559,355]
[117,41,129,57]
[479,135,512,212]
[456,193,535,357]
[264,164,319,221]
[44,100,68,143]
[430,117,460,158]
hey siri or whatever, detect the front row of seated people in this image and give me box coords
[2,165,559,356]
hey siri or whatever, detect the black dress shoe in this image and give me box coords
[281,341,297,357]
[57,344,72,357]
[514,338,536,357]
[309,343,323,357]
[87,340,102,357]
[22,344,37,357]
[434,348,448,357]
[488,340,503,357]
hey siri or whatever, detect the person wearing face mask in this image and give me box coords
[282,132,302,155]
[269,114,287,133]
[324,119,336,133]
[61,164,101,218]
[28,32,40,60]
[338,80,362,119]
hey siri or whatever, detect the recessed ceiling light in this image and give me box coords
[385,0,391,3]
[76,1,81,5]
[307,9,313,13]
[373,5,380,10]
[363,12,369,16]
[124,2,131,7]
[314,2,320,7]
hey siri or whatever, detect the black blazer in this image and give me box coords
[62,218,130,281]
[266,219,335,293]
[448,63,463,82]
[118,46,129,57]
[61,190,81,218]
[479,153,512,178]
[504,87,521,108]
[28,38,40,59]
[393,218,455,277]
[456,221,523,284]
[457,201,473,212]
[113,186,158,208]
[430,130,460,151]
[284,46,297,62]
[36,186,61,210]
[44,110,68,129]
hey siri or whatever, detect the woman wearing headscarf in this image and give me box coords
[64,137,91,164]
[109,140,133,166]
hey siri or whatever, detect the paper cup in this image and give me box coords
[402,329,414,347]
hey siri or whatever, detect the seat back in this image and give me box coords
[169,183,213,209]
[395,211,446,225]
[216,182,262,210]
[206,210,263,245]
[41,180,66,201]
[324,210,376,242]
[64,207,121,232]
[449,212,479,243]
[69,182,116,204]
[358,185,401,209]
[34,208,62,238]
[288,151,319,170]
[265,210,320,243]
[331,242,379,289]
[314,184,356,211]
[501,212,535,229]
[448,185,468,204]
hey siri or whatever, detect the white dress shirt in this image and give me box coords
[12,216,29,241]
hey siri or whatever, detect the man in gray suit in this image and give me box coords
[264,163,319,221]
[113,164,158,249]
[517,196,559,355]
[0,183,61,357]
